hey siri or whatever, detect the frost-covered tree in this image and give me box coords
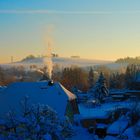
[0,97,73,140]
[109,73,117,89]
[61,67,88,90]
[125,64,140,88]
[91,72,109,103]
[109,72,125,89]
[88,67,94,89]
[0,67,5,85]
[71,86,79,95]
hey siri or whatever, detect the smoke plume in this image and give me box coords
[44,38,53,79]
[43,26,54,79]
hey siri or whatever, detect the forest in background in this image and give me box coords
[0,63,139,91]
[116,56,140,64]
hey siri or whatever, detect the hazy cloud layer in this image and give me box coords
[0,10,140,14]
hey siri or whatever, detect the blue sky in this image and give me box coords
[0,0,140,63]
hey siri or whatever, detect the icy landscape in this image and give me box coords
[1,0,140,140]
[0,46,140,140]
[0,67,140,140]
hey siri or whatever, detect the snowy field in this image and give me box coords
[0,57,127,70]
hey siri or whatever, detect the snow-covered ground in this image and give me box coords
[0,80,139,139]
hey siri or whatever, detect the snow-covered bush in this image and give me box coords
[0,97,74,140]
[120,102,140,139]
[60,117,74,138]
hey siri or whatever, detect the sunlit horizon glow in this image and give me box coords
[0,0,140,63]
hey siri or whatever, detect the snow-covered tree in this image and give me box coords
[88,67,94,89]
[90,72,109,103]
[0,97,73,140]
[125,64,140,88]
[109,73,117,89]
[109,72,125,89]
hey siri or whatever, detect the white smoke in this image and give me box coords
[43,37,53,79]
[43,24,54,79]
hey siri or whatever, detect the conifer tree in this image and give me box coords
[92,72,109,103]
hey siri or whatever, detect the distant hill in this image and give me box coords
[0,57,128,70]
[19,57,111,67]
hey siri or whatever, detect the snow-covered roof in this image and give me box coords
[0,81,76,118]
[78,101,134,120]
[109,89,127,95]
[126,90,140,93]
[123,127,135,140]
[123,123,140,140]
[107,115,128,135]
[0,86,7,93]
[96,123,108,129]
[79,104,110,119]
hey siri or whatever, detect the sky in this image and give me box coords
[0,0,140,63]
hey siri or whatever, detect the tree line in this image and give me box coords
[116,56,140,64]
[0,64,139,91]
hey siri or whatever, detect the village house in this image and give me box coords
[0,81,79,121]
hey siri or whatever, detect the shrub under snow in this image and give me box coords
[0,97,74,140]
